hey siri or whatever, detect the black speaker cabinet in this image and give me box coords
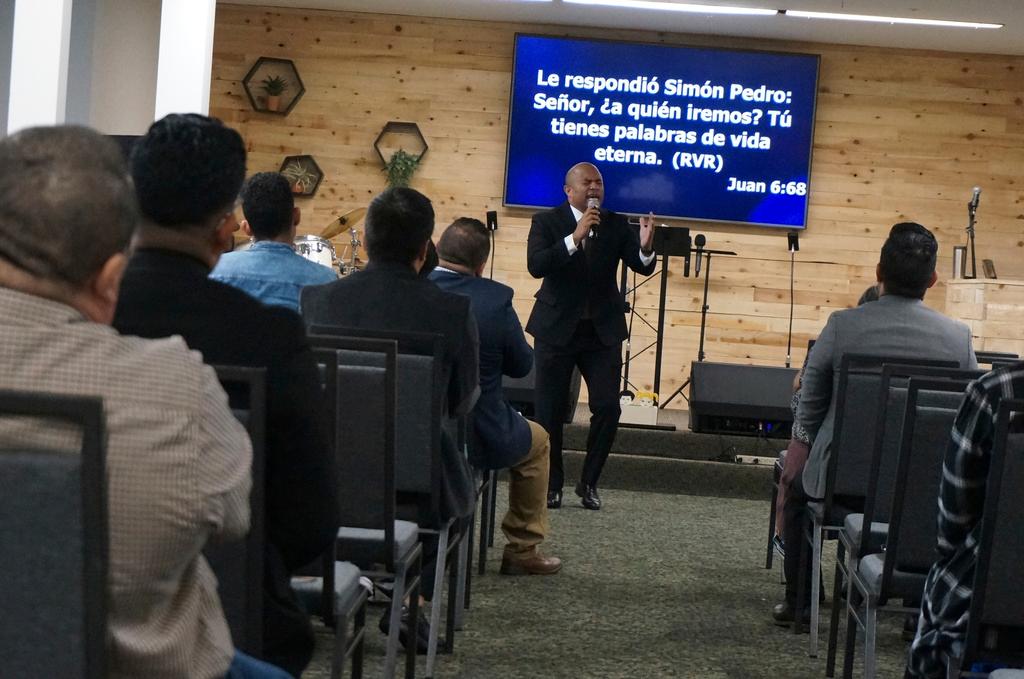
[502,365,581,425]
[688,362,799,438]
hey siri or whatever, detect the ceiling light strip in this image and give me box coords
[562,0,779,17]
[784,10,1002,30]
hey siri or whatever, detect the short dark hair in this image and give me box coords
[131,113,246,228]
[364,187,434,265]
[857,284,880,306]
[437,217,491,270]
[878,222,937,299]
[0,126,137,287]
[241,172,294,239]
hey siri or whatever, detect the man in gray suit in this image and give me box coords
[774,222,977,624]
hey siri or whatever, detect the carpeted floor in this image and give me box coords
[303,483,910,678]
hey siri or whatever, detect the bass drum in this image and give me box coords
[294,235,338,273]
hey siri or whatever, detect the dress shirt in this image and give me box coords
[563,204,656,267]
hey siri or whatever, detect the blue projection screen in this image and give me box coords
[504,35,820,229]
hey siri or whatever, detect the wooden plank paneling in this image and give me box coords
[212,5,1024,409]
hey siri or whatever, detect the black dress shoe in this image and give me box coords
[772,602,810,627]
[379,605,430,654]
[546,489,562,509]
[575,483,601,510]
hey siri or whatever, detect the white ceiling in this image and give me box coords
[228,0,1024,56]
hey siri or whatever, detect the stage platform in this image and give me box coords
[548,405,780,501]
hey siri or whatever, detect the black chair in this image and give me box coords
[310,334,422,679]
[825,365,982,676]
[841,377,974,679]
[0,391,107,679]
[945,399,1024,677]
[206,365,267,657]
[974,351,1019,367]
[795,353,958,655]
[312,325,471,675]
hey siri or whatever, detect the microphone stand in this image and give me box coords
[964,199,978,279]
[660,247,737,409]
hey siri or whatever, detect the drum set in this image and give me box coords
[233,208,367,276]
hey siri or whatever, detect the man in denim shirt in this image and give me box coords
[212,172,336,310]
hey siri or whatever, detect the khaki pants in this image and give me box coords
[502,420,551,558]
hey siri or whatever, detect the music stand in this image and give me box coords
[660,244,738,410]
[619,225,690,431]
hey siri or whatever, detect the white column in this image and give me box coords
[153,0,216,119]
[7,0,75,134]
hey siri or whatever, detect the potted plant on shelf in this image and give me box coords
[382,149,422,188]
[260,75,288,112]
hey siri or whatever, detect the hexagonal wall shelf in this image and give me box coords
[373,121,428,165]
[242,57,305,116]
[279,155,323,197]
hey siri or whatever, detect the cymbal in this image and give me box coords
[320,208,367,240]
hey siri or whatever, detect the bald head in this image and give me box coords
[563,162,604,212]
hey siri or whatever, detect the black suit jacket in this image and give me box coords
[428,269,533,470]
[300,261,480,419]
[526,202,656,347]
[113,248,338,676]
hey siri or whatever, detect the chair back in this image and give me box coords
[205,366,267,656]
[825,354,956,518]
[309,334,399,570]
[311,325,447,525]
[864,366,982,525]
[0,391,107,679]
[974,351,1020,367]
[962,399,1024,667]
[875,378,972,603]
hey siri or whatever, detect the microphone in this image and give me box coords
[586,197,600,238]
[969,186,981,213]
[694,233,706,276]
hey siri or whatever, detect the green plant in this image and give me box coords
[382,149,421,188]
[281,161,317,193]
[260,75,288,96]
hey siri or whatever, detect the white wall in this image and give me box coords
[88,0,161,134]
[0,1,14,136]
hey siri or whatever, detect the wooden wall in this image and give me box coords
[211,5,1024,408]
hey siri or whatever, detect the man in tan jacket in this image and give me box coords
[0,126,278,678]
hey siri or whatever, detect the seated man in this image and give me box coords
[113,114,337,677]
[429,217,561,576]
[0,126,268,677]
[212,171,336,311]
[301,187,479,645]
[775,222,977,625]
[906,361,1024,678]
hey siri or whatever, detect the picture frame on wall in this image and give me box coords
[952,245,966,279]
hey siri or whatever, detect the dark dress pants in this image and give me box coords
[781,475,861,608]
[781,474,814,608]
[534,320,622,492]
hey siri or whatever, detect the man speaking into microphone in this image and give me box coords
[526,162,657,510]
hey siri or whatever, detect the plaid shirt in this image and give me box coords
[907,361,1024,678]
[0,288,251,679]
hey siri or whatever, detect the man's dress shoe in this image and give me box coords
[499,551,563,576]
[379,605,430,653]
[546,489,562,509]
[575,483,601,510]
[772,602,810,627]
